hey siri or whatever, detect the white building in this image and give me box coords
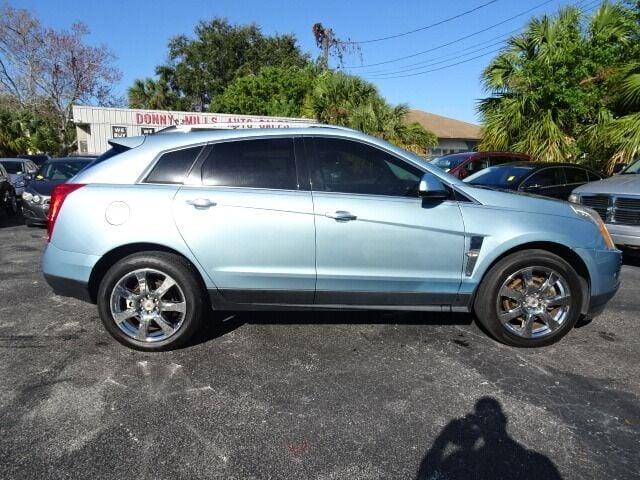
[405,109,482,157]
[72,105,314,154]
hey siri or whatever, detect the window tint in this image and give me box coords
[465,158,488,174]
[564,167,588,184]
[145,146,202,184]
[522,168,565,189]
[201,138,297,190]
[311,138,422,196]
[488,156,512,166]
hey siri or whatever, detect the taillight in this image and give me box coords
[47,183,85,242]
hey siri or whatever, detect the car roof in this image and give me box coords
[0,158,24,163]
[49,157,92,162]
[496,161,587,170]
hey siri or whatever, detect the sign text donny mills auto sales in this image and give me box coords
[134,111,306,129]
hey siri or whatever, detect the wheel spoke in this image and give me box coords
[539,272,558,295]
[154,276,176,298]
[135,271,148,295]
[547,295,570,307]
[521,268,534,291]
[498,306,524,323]
[114,285,136,301]
[160,301,186,314]
[540,311,560,331]
[521,313,535,338]
[499,286,524,302]
[154,315,176,335]
[136,318,150,340]
[112,308,137,324]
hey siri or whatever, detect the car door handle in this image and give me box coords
[325,210,357,221]
[186,198,217,209]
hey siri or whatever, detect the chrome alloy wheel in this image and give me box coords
[496,266,571,339]
[109,268,187,342]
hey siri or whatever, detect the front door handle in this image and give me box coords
[186,198,217,209]
[325,210,357,222]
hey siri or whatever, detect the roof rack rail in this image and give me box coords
[153,123,358,135]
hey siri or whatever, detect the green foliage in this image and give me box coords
[479,1,640,169]
[209,66,316,117]
[0,102,64,156]
[129,18,309,111]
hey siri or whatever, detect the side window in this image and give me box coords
[201,138,297,190]
[311,137,422,196]
[145,146,202,184]
[466,158,489,174]
[522,168,564,189]
[564,167,588,185]
[488,156,511,166]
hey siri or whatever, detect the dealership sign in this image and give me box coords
[133,111,310,129]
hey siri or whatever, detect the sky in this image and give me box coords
[11,0,599,124]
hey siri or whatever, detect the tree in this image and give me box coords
[312,23,359,69]
[479,2,640,169]
[0,5,121,154]
[304,71,437,152]
[128,78,182,110]
[132,18,309,112]
[209,66,316,117]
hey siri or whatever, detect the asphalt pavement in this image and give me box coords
[0,216,639,480]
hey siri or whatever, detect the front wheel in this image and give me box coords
[474,249,584,347]
[97,252,205,351]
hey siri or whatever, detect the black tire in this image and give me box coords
[97,251,205,351]
[3,189,17,216]
[474,249,584,347]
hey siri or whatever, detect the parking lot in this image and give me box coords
[0,217,638,480]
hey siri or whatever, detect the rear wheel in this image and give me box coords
[97,252,205,351]
[474,249,584,347]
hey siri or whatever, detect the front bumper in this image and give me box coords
[575,247,622,317]
[606,223,640,248]
[22,200,49,224]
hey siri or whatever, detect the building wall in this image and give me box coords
[73,106,314,154]
[428,138,478,157]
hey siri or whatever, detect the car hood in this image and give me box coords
[458,184,578,218]
[572,174,640,195]
[27,179,65,196]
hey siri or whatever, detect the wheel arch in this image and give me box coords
[472,241,591,314]
[88,242,209,304]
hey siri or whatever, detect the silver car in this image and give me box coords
[570,159,640,249]
[41,127,621,350]
[0,158,39,197]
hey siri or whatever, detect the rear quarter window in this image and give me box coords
[145,146,203,184]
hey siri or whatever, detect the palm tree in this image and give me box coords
[127,78,173,110]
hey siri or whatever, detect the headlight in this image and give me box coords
[22,191,33,202]
[32,194,41,204]
[568,193,580,204]
[571,204,616,249]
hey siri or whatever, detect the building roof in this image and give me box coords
[405,109,482,140]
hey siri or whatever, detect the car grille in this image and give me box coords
[580,196,609,220]
[581,195,640,226]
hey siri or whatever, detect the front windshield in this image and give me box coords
[35,160,89,181]
[0,161,23,174]
[464,165,533,187]
[430,153,472,171]
[621,159,640,174]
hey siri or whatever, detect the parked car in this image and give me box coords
[21,157,92,227]
[0,163,18,217]
[430,151,531,179]
[0,158,39,197]
[464,162,602,200]
[569,158,640,249]
[42,127,620,351]
[17,154,51,167]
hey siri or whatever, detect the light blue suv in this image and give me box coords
[42,127,621,350]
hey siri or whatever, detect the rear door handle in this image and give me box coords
[186,198,217,209]
[325,210,357,221]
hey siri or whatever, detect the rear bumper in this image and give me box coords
[41,243,98,303]
[43,273,92,303]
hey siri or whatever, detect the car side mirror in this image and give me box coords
[419,174,449,199]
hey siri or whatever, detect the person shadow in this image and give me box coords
[415,397,562,480]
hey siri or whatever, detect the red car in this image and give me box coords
[430,151,531,180]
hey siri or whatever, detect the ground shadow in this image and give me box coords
[622,250,640,267]
[188,310,473,347]
[415,397,562,480]
[0,211,25,228]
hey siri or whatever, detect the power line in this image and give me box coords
[343,0,556,69]
[344,0,500,44]
[359,0,601,80]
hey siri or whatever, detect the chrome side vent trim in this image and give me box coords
[465,236,484,276]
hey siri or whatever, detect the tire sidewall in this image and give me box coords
[475,250,584,348]
[97,252,204,351]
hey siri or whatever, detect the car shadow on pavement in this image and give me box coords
[622,250,640,267]
[415,396,563,480]
[0,212,25,228]
[190,310,473,347]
